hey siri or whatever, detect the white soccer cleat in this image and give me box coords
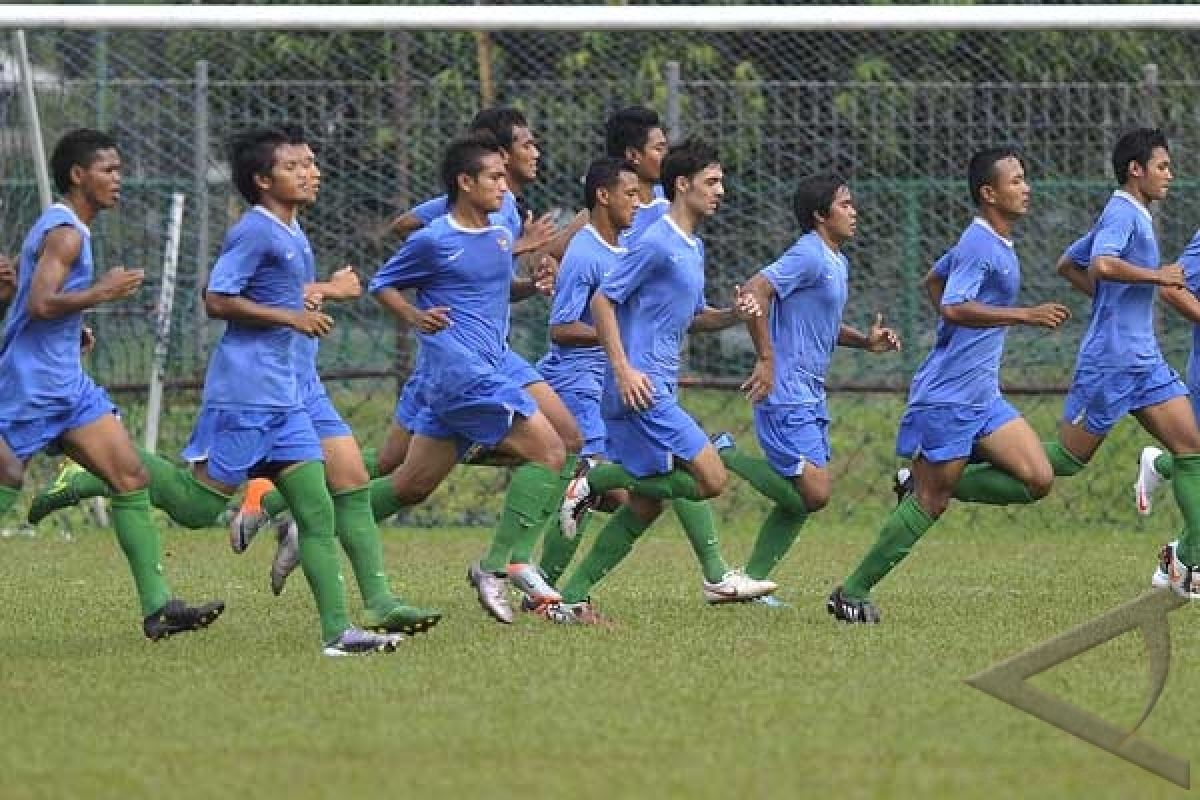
[559,473,596,540]
[1155,540,1200,599]
[1134,446,1165,517]
[702,569,777,605]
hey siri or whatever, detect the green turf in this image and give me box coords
[0,512,1195,799]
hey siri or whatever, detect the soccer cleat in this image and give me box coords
[702,569,777,604]
[1155,540,1200,599]
[1134,446,1165,517]
[363,602,443,636]
[826,586,881,624]
[27,461,87,525]
[269,516,300,596]
[321,628,402,657]
[507,563,562,605]
[558,459,597,540]
[229,478,274,553]
[893,467,914,506]
[539,600,612,626]
[467,561,513,624]
[747,594,792,609]
[143,597,226,641]
[711,431,736,452]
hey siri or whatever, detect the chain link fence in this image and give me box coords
[3,10,1199,532]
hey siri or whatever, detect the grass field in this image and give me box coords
[0,510,1196,800]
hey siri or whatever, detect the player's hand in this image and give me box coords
[413,306,452,334]
[1158,262,1186,288]
[514,211,556,256]
[80,325,96,356]
[0,255,15,303]
[291,309,335,337]
[615,364,655,412]
[533,254,558,296]
[95,267,144,302]
[741,357,773,403]
[328,266,362,299]
[733,284,762,320]
[304,290,324,311]
[866,312,902,353]
[1024,303,1071,329]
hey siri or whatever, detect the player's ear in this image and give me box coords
[596,186,610,207]
[978,182,996,206]
[253,170,272,194]
[624,146,640,165]
[69,164,87,191]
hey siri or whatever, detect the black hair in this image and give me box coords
[967,147,1022,206]
[229,128,291,205]
[583,157,639,210]
[660,138,719,201]
[468,107,528,151]
[792,174,848,232]
[604,106,662,158]
[1112,128,1169,185]
[50,129,118,194]
[441,132,505,204]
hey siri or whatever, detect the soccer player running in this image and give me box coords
[0,129,223,640]
[368,133,577,624]
[605,106,670,245]
[548,138,777,624]
[828,147,1072,624]
[716,174,901,607]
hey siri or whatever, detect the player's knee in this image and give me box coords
[1025,467,1054,500]
[696,467,727,499]
[390,472,434,506]
[327,464,370,494]
[629,494,663,523]
[532,437,567,472]
[0,459,24,489]
[914,486,950,518]
[803,484,831,513]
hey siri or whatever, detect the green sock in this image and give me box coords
[110,489,171,616]
[480,462,561,573]
[1155,452,1174,480]
[368,475,405,523]
[1044,441,1086,477]
[1171,454,1200,565]
[561,506,651,603]
[509,455,578,565]
[275,463,350,643]
[539,511,592,587]
[361,447,381,479]
[842,496,935,600]
[262,488,288,518]
[586,462,702,500]
[745,505,809,580]
[0,484,17,516]
[137,449,230,528]
[719,447,808,514]
[64,467,111,500]
[333,486,395,609]
[672,498,728,583]
[952,463,1034,505]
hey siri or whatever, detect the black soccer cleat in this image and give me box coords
[826,586,881,624]
[143,597,226,641]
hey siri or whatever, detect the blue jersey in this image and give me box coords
[201,207,310,411]
[536,225,622,395]
[759,231,849,406]
[411,190,522,243]
[1177,231,1200,391]
[291,222,322,396]
[619,185,669,247]
[370,214,515,396]
[0,204,94,421]
[600,215,706,410]
[1075,191,1163,370]
[908,219,1020,408]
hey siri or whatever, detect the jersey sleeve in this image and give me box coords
[602,237,660,304]
[940,254,989,306]
[207,225,267,294]
[369,231,437,293]
[548,253,601,326]
[410,195,450,226]
[1090,207,1135,261]
[1062,234,1092,269]
[761,244,822,298]
[931,250,953,278]
[1180,232,1200,294]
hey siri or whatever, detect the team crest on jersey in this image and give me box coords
[497,236,510,251]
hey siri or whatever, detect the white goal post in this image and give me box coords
[2,4,1200,32]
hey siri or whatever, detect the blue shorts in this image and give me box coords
[1064,360,1188,436]
[182,408,324,486]
[604,397,709,478]
[393,374,425,431]
[753,402,830,477]
[303,388,352,440]
[502,350,543,388]
[411,372,538,455]
[560,389,606,458]
[896,397,1020,464]
[0,376,116,461]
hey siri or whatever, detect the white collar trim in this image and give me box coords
[971,217,1014,249]
[1113,190,1153,223]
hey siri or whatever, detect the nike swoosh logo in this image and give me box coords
[447,248,465,261]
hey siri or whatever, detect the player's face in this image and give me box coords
[632,127,668,183]
[607,170,642,230]
[506,126,539,184]
[78,148,122,209]
[823,185,857,241]
[680,163,724,218]
[988,156,1030,218]
[1134,146,1172,201]
[260,144,310,206]
[462,152,508,213]
[299,144,320,206]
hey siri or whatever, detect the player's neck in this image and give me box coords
[259,196,298,226]
[1119,182,1151,208]
[451,203,491,229]
[978,207,1014,240]
[591,213,620,247]
[638,180,655,204]
[667,204,699,236]
[62,193,99,226]
[815,228,844,252]
[506,170,527,197]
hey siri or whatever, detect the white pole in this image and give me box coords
[2,5,1200,31]
[12,30,51,210]
[144,192,185,454]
